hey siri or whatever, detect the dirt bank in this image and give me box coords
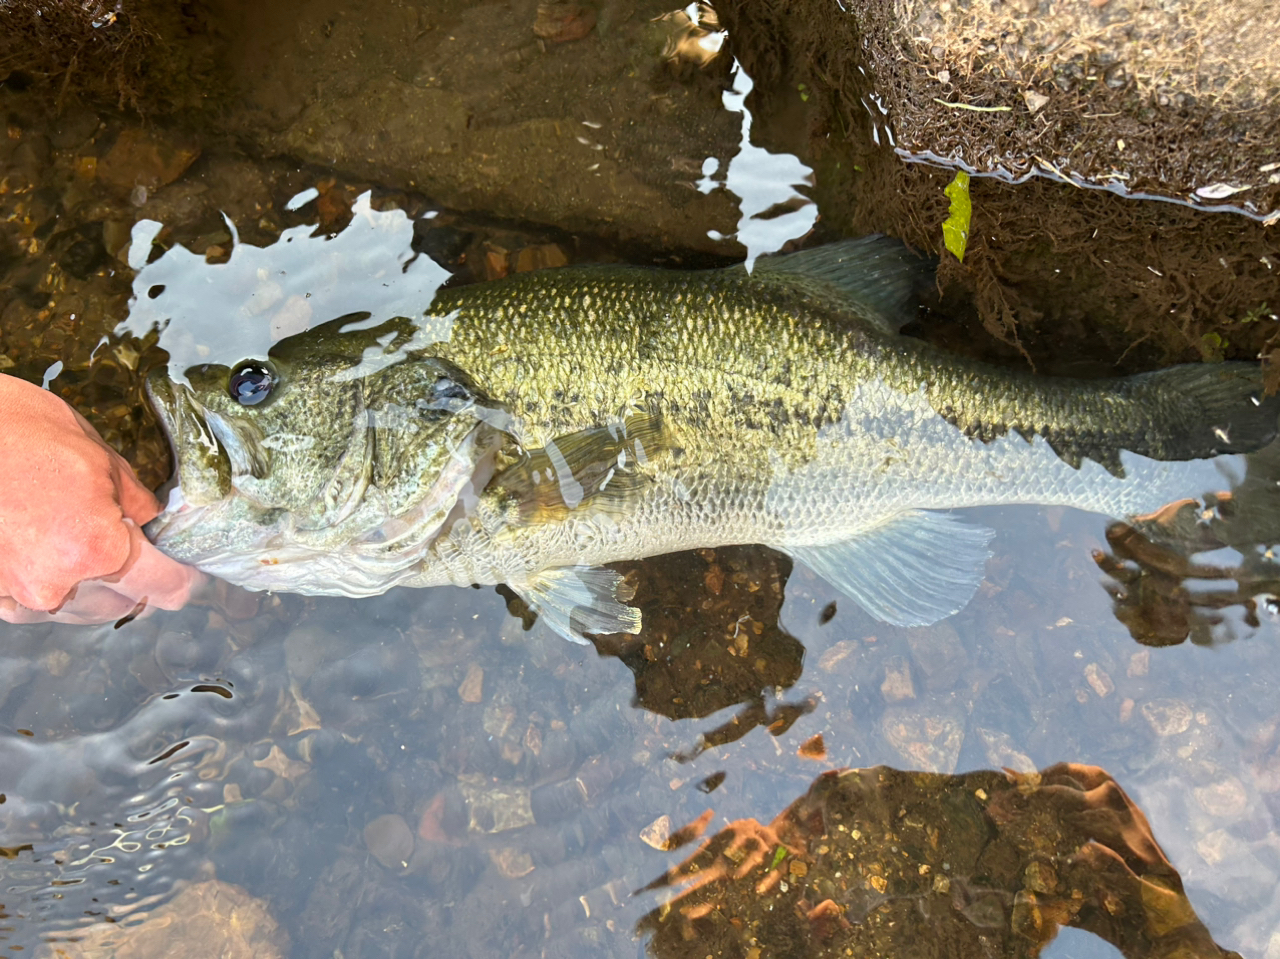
[719,0,1280,380]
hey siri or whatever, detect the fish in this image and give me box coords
[144,236,1280,642]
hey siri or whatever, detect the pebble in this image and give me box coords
[1084,662,1114,698]
[489,846,536,878]
[905,623,967,692]
[458,664,485,703]
[797,734,827,761]
[533,3,597,43]
[880,656,916,702]
[48,880,287,958]
[817,640,859,673]
[99,127,200,192]
[457,775,536,833]
[974,726,1036,773]
[365,813,415,870]
[639,815,672,849]
[882,709,965,773]
[1142,698,1193,737]
[1194,777,1248,819]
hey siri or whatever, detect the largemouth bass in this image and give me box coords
[145,238,1280,641]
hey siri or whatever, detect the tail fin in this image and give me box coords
[1126,363,1280,460]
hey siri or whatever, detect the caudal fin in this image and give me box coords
[1126,362,1280,461]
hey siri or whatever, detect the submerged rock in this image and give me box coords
[218,0,741,254]
[41,879,288,959]
[638,763,1241,958]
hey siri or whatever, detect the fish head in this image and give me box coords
[145,315,505,594]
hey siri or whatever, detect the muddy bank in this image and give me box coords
[718,0,1280,378]
[0,0,219,113]
[867,0,1280,221]
[210,0,744,256]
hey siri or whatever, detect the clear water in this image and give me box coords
[2,3,1280,957]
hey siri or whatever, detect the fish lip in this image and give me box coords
[144,371,188,523]
[144,370,179,459]
[143,486,206,552]
[144,370,231,548]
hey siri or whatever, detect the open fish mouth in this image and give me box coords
[145,374,229,509]
[143,376,500,596]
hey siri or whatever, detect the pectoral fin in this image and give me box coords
[514,565,643,644]
[491,411,671,522]
[787,511,994,627]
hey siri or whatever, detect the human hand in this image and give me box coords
[992,763,1239,959]
[0,373,205,625]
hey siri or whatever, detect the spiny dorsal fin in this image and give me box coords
[750,236,935,335]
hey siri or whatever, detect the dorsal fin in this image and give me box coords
[750,236,935,335]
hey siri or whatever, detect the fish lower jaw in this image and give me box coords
[184,541,432,597]
[149,496,467,597]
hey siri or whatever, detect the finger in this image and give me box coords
[0,450,135,611]
[0,594,54,624]
[3,526,206,625]
[102,522,207,611]
[0,376,141,610]
[1,580,139,625]
[67,406,161,525]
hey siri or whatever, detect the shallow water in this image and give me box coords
[3,2,1280,957]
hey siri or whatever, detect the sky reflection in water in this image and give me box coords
[116,192,451,384]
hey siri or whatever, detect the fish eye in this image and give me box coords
[228,362,276,406]
[430,376,471,405]
[414,370,476,417]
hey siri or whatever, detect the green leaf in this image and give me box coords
[1241,302,1271,324]
[1200,332,1228,362]
[770,846,787,869]
[942,171,971,262]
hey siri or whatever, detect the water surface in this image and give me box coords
[2,2,1279,957]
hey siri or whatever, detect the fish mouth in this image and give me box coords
[145,370,190,458]
[146,372,232,516]
[144,374,501,594]
[143,371,234,558]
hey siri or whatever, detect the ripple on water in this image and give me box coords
[0,614,277,948]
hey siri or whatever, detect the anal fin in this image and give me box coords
[788,510,994,627]
[513,565,643,645]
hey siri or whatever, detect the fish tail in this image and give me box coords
[1124,362,1279,460]
[925,356,1278,473]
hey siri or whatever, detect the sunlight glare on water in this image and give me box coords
[116,192,451,384]
[702,59,818,270]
